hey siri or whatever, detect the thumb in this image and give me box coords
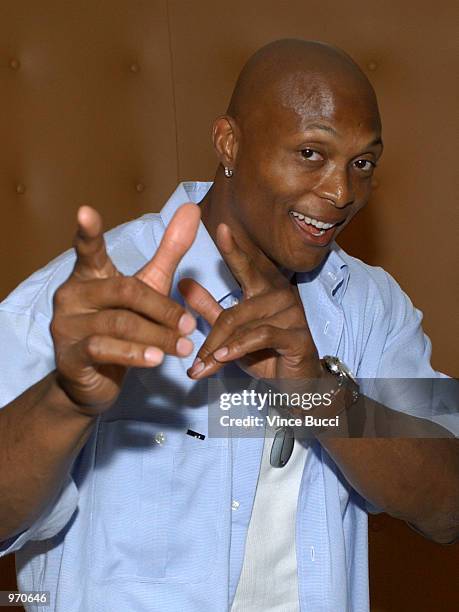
[137,203,201,295]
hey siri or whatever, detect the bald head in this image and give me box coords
[227,39,380,131]
[203,38,384,274]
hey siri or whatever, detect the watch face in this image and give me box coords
[324,356,356,383]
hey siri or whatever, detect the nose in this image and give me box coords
[315,167,355,209]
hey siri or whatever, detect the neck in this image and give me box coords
[199,171,233,244]
[200,169,295,284]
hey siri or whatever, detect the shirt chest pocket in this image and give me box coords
[90,418,227,584]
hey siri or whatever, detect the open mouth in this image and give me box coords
[289,210,345,244]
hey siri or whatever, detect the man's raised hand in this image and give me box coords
[180,223,323,381]
[51,203,200,415]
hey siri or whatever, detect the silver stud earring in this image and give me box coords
[224,166,234,178]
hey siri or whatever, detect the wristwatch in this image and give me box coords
[321,355,360,405]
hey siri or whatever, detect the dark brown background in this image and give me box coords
[0,1,457,610]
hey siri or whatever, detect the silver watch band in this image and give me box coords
[321,355,360,405]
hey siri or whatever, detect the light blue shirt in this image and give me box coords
[0,182,449,611]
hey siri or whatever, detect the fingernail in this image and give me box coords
[176,337,194,356]
[189,358,205,376]
[178,312,196,335]
[191,357,201,369]
[214,347,229,361]
[144,347,164,365]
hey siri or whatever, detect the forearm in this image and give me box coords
[0,371,95,540]
[320,422,459,544]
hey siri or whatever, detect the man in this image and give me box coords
[0,39,457,611]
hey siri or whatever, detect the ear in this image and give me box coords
[212,115,239,171]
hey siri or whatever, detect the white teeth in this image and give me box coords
[291,211,334,230]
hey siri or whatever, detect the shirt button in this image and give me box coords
[231,500,240,510]
[154,432,166,445]
[230,296,239,307]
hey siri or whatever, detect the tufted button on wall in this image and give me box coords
[135,182,145,193]
[130,62,140,73]
[9,58,20,70]
[367,60,378,72]
[15,183,26,194]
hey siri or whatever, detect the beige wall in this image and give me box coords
[0,1,457,609]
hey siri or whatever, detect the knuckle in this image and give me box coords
[275,288,294,306]
[53,284,73,309]
[54,351,68,374]
[50,316,64,340]
[84,335,102,358]
[279,287,293,300]
[230,338,242,354]
[163,301,183,327]
[197,342,212,359]
[165,330,179,354]
[110,311,131,337]
[298,328,310,347]
[117,276,138,303]
[124,342,140,362]
[219,310,236,329]
[259,325,272,341]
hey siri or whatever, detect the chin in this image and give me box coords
[292,261,325,274]
[277,250,329,275]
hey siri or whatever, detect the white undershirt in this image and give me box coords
[231,411,309,611]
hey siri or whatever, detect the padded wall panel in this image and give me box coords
[0,2,457,611]
[0,0,177,298]
[168,3,459,610]
[168,0,458,373]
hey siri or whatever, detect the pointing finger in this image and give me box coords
[73,206,117,280]
[216,224,271,297]
[186,290,295,366]
[137,203,201,295]
[178,278,222,325]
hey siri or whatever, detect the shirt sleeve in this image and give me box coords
[374,270,439,378]
[359,272,458,514]
[0,308,79,556]
[367,272,458,435]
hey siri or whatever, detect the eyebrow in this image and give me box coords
[304,122,338,136]
[302,123,384,149]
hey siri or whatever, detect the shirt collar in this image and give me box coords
[160,181,349,304]
[160,182,239,304]
[296,243,350,304]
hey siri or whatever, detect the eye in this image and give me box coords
[300,148,322,161]
[354,159,376,172]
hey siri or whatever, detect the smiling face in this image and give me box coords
[207,41,383,274]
